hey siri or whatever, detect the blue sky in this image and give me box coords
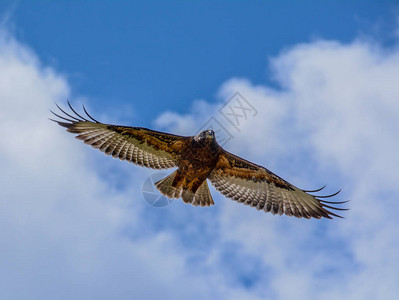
[7,1,398,118]
[1,1,399,300]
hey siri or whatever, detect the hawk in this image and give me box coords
[51,102,347,219]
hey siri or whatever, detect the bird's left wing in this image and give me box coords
[50,102,188,169]
[209,149,347,219]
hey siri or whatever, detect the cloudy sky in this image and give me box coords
[1,1,399,299]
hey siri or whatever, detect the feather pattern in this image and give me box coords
[209,150,347,219]
[50,102,188,169]
[51,102,347,219]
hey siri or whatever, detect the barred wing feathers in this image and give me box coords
[50,103,188,169]
[209,150,347,219]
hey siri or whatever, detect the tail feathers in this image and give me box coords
[181,180,214,207]
[155,173,214,207]
[155,171,182,199]
[192,180,214,206]
[182,190,195,205]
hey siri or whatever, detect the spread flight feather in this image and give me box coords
[50,102,348,219]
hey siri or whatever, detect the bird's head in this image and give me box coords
[194,129,216,143]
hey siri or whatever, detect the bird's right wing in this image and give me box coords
[50,102,189,169]
[209,149,347,219]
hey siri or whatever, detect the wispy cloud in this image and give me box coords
[156,39,399,298]
[0,27,228,300]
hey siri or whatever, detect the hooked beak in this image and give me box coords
[206,130,214,138]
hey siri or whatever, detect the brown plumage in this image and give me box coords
[50,102,348,219]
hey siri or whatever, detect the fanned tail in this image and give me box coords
[155,174,214,207]
[155,171,182,199]
[182,180,214,207]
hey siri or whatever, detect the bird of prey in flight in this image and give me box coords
[51,102,347,219]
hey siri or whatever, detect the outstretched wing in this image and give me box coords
[50,102,188,169]
[209,149,347,219]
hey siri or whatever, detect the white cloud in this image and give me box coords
[269,41,399,299]
[1,21,399,300]
[0,28,255,300]
[156,39,399,298]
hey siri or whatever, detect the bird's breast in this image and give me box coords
[177,142,220,182]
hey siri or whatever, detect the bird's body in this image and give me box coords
[178,132,220,192]
[157,131,220,206]
[51,102,347,219]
